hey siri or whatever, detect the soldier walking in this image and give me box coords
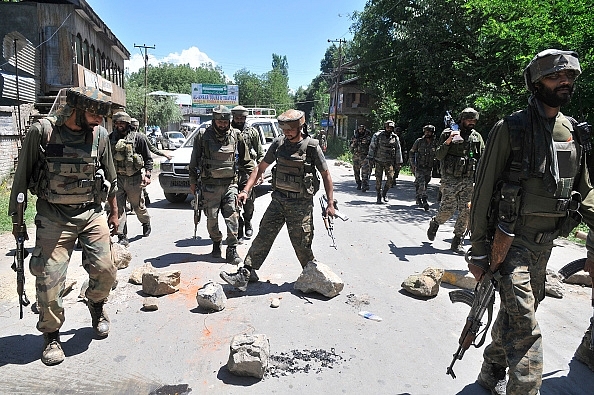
[350,124,372,190]
[409,125,437,211]
[9,87,118,365]
[220,109,335,291]
[231,105,263,239]
[366,120,403,204]
[427,108,484,253]
[189,105,255,264]
[109,111,153,246]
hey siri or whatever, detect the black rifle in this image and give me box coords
[191,169,203,239]
[319,195,349,249]
[12,192,30,319]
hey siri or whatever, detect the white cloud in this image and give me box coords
[125,46,216,74]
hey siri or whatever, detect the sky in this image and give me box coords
[85,0,367,93]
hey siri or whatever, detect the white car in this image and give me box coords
[158,117,282,203]
[162,131,186,150]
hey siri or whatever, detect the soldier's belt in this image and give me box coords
[63,178,94,190]
[514,225,558,245]
[273,189,302,199]
[521,191,580,215]
[202,177,235,186]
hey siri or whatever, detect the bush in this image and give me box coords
[0,178,36,234]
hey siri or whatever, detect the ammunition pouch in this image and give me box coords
[443,155,477,178]
[497,183,523,234]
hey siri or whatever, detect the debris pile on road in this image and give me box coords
[267,348,344,377]
[294,261,344,298]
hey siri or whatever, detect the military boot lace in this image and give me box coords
[87,299,110,337]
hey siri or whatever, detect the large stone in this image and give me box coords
[441,270,477,290]
[565,271,593,287]
[545,269,565,298]
[294,261,344,298]
[142,270,180,296]
[112,242,132,269]
[401,267,445,297]
[129,263,155,285]
[227,334,270,379]
[196,281,226,311]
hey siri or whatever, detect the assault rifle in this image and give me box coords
[319,195,349,249]
[446,226,513,379]
[191,169,204,239]
[444,111,459,131]
[12,192,30,319]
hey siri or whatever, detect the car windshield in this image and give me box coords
[167,132,184,139]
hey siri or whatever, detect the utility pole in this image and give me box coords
[328,39,345,138]
[134,43,155,132]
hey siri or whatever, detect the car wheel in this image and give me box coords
[164,193,188,203]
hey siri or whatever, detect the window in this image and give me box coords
[75,34,83,65]
[90,45,96,72]
[82,40,89,69]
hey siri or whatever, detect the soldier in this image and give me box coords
[409,125,437,211]
[392,126,406,185]
[109,111,153,246]
[367,120,403,204]
[231,105,263,239]
[427,108,485,253]
[219,109,335,291]
[468,49,594,395]
[350,124,372,190]
[8,87,118,365]
[189,105,255,264]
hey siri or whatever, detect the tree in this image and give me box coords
[272,54,289,78]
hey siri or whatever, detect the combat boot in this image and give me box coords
[451,235,465,254]
[249,269,260,283]
[382,189,389,203]
[376,192,383,204]
[244,219,253,238]
[220,267,251,291]
[117,234,129,247]
[416,197,422,206]
[422,197,430,211]
[211,241,222,258]
[41,331,64,366]
[427,217,439,241]
[226,246,243,265]
[356,181,362,190]
[238,216,244,240]
[575,323,594,371]
[87,299,110,337]
[361,183,369,192]
[477,363,507,395]
[142,222,151,237]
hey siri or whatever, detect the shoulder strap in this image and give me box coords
[38,118,54,150]
[503,110,527,184]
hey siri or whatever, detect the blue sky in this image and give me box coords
[86,0,366,93]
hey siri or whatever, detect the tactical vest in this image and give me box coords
[201,127,238,182]
[241,126,258,160]
[272,136,321,199]
[29,119,103,205]
[413,137,436,169]
[375,131,399,163]
[353,132,372,155]
[112,131,144,176]
[441,129,482,178]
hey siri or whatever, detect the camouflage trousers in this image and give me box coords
[245,193,314,269]
[202,182,239,246]
[115,173,150,235]
[575,318,594,372]
[352,153,367,184]
[435,176,473,237]
[414,168,432,199]
[239,187,256,223]
[30,212,116,333]
[361,159,372,189]
[375,161,395,192]
[482,245,550,395]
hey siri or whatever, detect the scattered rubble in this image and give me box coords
[129,263,155,285]
[564,271,593,287]
[270,298,280,308]
[142,270,180,296]
[294,261,344,298]
[112,242,132,269]
[441,270,477,290]
[227,334,270,379]
[268,348,344,377]
[143,297,159,311]
[401,267,444,297]
[196,281,226,311]
[545,269,565,298]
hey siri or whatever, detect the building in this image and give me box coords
[0,0,129,182]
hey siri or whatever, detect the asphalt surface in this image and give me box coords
[1,156,593,395]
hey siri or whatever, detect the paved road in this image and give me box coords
[0,159,593,394]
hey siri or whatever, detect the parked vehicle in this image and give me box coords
[158,116,282,203]
[162,131,186,150]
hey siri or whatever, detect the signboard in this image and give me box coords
[191,83,239,108]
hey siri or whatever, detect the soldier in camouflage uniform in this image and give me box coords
[220,109,335,291]
[427,108,484,253]
[367,120,403,204]
[469,49,594,395]
[231,105,263,239]
[392,126,406,186]
[9,87,118,365]
[350,124,372,190]
[109,111,153,246]
[409,125,437,211]
[189,105,255,264]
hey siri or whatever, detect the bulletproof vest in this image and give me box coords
[353,131,372,155]
[272,136,320,198]
[441,129,482,178]
[30,119,101,205]
[375,131,399,162]
[201,127,238,180]
[111,131,144,176]
[415,137,436,169]
[241,126,258,160]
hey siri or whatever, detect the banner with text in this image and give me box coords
[191,83,239,108]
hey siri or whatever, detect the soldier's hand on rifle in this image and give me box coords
[12,223,29,241]
[237,189,249,206]
[326,200,336,218]
[468,254,489,281]
[585,257,594,278]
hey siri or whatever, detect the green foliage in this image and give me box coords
[124,79,182,130]
[325,136,350,159]
[0,179,36,234]
[127,63,225,94]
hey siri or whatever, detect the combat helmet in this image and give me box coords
[113,111,132,124]
[212,105,231,120]
[231,105,249,116]
[423,124,435,133]
[524,49,581,92]
[278,109,305,130]
[384,120,395,129]
[130,118,140,128]
[459,107,479,121]
[66,87,111,116]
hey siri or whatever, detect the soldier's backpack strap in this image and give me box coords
[304,136,321,193]
[503,111,528,184]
